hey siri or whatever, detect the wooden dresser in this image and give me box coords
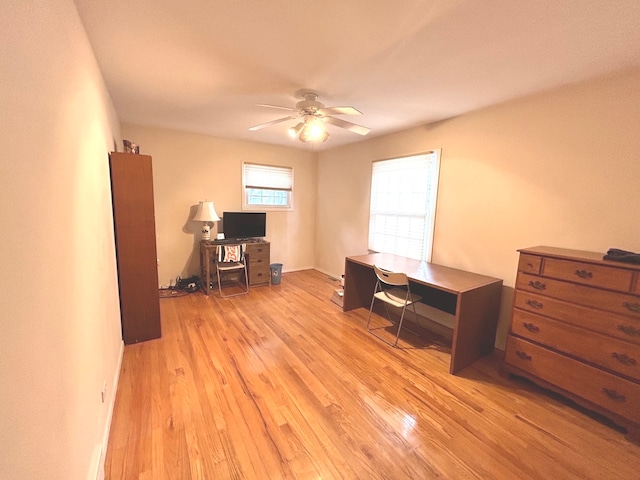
[200,240,270,295]
[504,246,640,442]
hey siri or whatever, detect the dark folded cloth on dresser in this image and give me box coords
[603,248,640,264]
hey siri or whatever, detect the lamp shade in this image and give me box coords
[193,201,220,222]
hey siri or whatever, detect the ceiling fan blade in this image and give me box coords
[248,116,297,131]
[257,104,298,112]
[318,106,362,116]
[324,116,371,136]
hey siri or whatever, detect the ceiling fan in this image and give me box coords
[249,91,371,142]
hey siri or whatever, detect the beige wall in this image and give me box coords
[316,67,640,348]
[3,2,636,477]
[0,1,124,479]
[121,124,318,287]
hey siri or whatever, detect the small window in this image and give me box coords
[243,163,293,210]
[368,150,441,262]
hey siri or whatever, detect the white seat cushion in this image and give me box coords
[374,287,422,308]
[217,262,244,271]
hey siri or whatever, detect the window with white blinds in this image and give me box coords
[368,150,441,261]
[243,163,293,210]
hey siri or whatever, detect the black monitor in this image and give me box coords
[222,212,266,239]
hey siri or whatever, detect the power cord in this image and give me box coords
[159,275,201,298]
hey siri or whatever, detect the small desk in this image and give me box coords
[200,240,270,295]
[344,253,503,374]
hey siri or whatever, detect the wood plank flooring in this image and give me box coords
[105,270,640,479]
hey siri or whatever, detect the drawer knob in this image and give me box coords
[602,387,626,403]
[516,350,532,361]
[617,325,640,337]
[522,322,540,333]
[525,299,543,309]
[623,302,640,313]
[529,280,546,291]
[574,269,593,279]
[611,352,637,366]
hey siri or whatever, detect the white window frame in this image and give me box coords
[242,162,293,211]
[368,150,441,262]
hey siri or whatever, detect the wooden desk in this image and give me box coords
[344,253,503,374]
[200,240,270,295]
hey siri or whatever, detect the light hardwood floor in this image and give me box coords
[105,270,640,479]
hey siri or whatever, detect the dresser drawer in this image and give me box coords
[514,290,640,345]
[518,254,542,274]
[511,310,640,381]
[517,273,640,319]
[542,258,634,292]
[505,336,640,423]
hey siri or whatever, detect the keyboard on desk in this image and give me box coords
[214,238,262,244]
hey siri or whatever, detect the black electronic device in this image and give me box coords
[175,275,201,293]
[222,212,266,239]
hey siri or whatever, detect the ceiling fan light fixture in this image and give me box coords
[298,117,328,142]
[308,130,330,142]
[288,122,305,138]
[299,124,329,143]
[250,91,368,144]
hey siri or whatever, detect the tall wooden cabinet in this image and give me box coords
[504,246,640,442]
[109,152,161,344]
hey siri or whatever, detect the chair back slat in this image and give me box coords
[373,265,409,287]
[216,243,246,263]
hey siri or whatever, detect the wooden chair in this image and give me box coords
[215,244,249,297]
[366,265,423,347]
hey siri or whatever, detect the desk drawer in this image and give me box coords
[244,242,270,286]
[248,251,269,268]
[505,336,640,423]
[249,265,269,285]
[247,244,269,256]
[517,273,640,319]
[511,310,640,381]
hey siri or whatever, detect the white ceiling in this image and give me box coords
[74,0,640,151]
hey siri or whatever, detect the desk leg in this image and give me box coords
[343,259,377,312]
[206,252,211,295]
[200,246,212,295]
[450,282,502,374]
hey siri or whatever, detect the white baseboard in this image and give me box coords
[93,340,125,480]
[281,265,315,274]
[311,266,342,281]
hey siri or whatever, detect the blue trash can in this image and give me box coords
[270,263,283,285]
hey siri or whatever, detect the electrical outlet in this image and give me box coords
[101,381,107,403]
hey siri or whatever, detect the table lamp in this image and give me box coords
[193,200,220,240]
